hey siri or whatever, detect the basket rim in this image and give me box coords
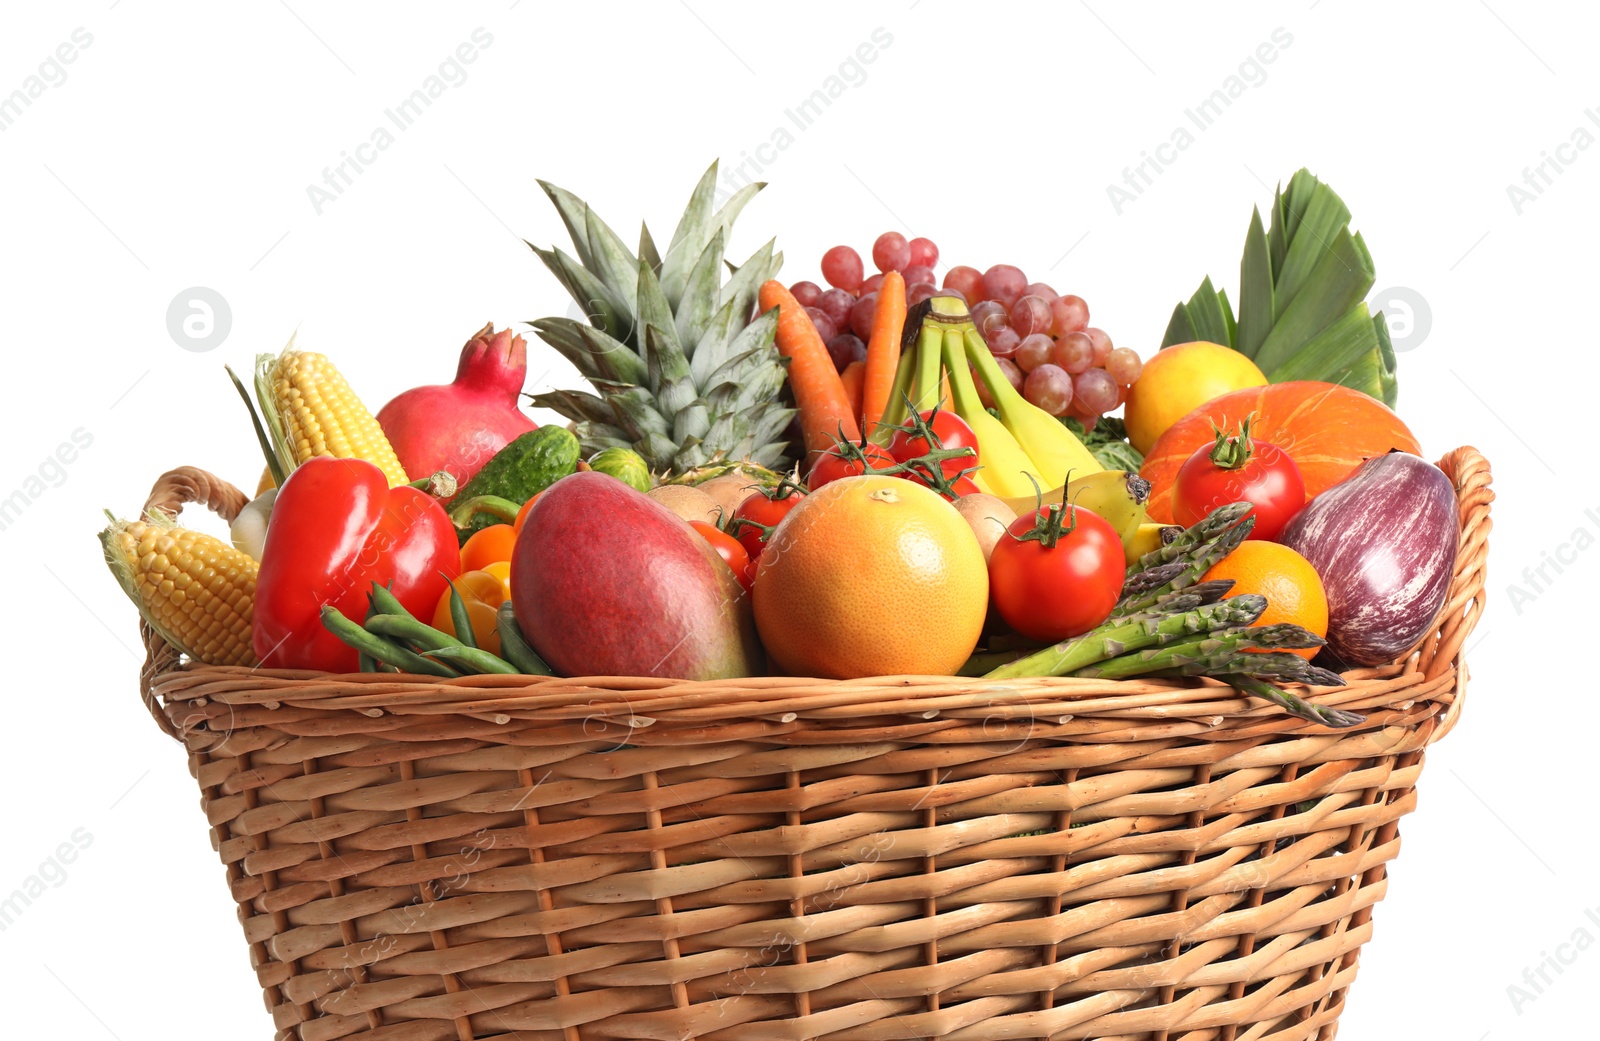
[137,446,1491,742]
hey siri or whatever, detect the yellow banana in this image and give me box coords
[963,327,1103,486]
[940,326,1045,499]
[1125,521,1183,566]
[1001,469,1152,543]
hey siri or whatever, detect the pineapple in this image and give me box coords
[526,162,795,480]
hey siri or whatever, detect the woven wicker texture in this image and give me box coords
[139,447,1491,1041]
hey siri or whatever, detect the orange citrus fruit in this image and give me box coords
[1202,541,1328,660]
[753,475,988,678]
[1123,341,1267,455]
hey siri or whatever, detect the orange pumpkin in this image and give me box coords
[1140,381,1423,524]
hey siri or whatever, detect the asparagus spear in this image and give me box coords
[1125,501,1252,577]
[985,596,1267,680]
[1113,515,1255,618]
[1070,624,1326,680]
[1225,674,1366,728]
[1119,560,1188,600]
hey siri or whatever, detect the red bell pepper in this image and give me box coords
[253,456,460,671]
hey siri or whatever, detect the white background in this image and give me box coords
[0,1,1586,1036]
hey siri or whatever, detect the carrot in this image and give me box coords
[759,280,861,463]
[840,360,867,423]
[860,270,907,434]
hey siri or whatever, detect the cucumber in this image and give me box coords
[450,427,579,537]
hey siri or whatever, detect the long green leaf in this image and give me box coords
[1235,206,1275,359]
[537,180,595,270]
[1320,345,1387,402]
[638,221,662,274]
[528,317,642,386]
[671,399,712,446]
[660,162,720,307]
[605,385,673,439]
[1267,184,1289,277]
[529,245,629,341]
[1280,169,1323,248]
[674,228,726,352]
[1274,179,1352,312]
[644,324,696,419]
[1373,311,1398,407]
[1253,227,1374,374]
[526,387,620,427]
[574,322,648,385]
[585,209,640,317]
[1266,303,1378,383]
[635,258,680,359]
[1161,302,1198,349]
[1186,278,1233,346]
[703,308,780,391]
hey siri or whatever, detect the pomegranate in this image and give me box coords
[377,322,536,485]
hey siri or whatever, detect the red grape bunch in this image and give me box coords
[795,233,1142,425]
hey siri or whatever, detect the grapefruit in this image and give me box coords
[753,476,988,678]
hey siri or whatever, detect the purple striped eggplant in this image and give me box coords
[1281,451,1459,666]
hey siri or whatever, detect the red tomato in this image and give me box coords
[887,409,979,479]
[988,504,1124,642]
[947,475,982,498]
[689,520,754,594]
[1172,425,1306,541]
[728,485,806,560]
[807,441,895,489]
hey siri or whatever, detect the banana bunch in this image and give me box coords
[876,298,1102,499]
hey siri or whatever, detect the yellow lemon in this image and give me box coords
[1123,342,1268,455]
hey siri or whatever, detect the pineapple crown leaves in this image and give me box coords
[525,160,795,472]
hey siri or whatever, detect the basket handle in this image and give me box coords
[138,467,252,740]
[1422,446,1493,740]
[143,465,250,525]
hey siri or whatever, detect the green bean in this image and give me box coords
[367,582,415,620]
[365,613,467,652]
[357,598,380,672]
[497,602,554,676]
[445,578,477,650]
[425,644,520,675]
[319,606,456,678]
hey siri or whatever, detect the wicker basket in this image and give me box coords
[135,448,1491,1041]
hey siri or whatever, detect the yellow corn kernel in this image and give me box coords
[270,350,409,486]
[102,520,258,667]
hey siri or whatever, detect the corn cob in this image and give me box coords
[100,516,258,666]
[255,346,410,486]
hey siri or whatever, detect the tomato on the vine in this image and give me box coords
[728,483,806,560]
[988,502,1123,642]
[887,409,979,479]
[689,520,754,594]
[807,440,895,489]
[1172,417,1305,541]
[902,471,981,500]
